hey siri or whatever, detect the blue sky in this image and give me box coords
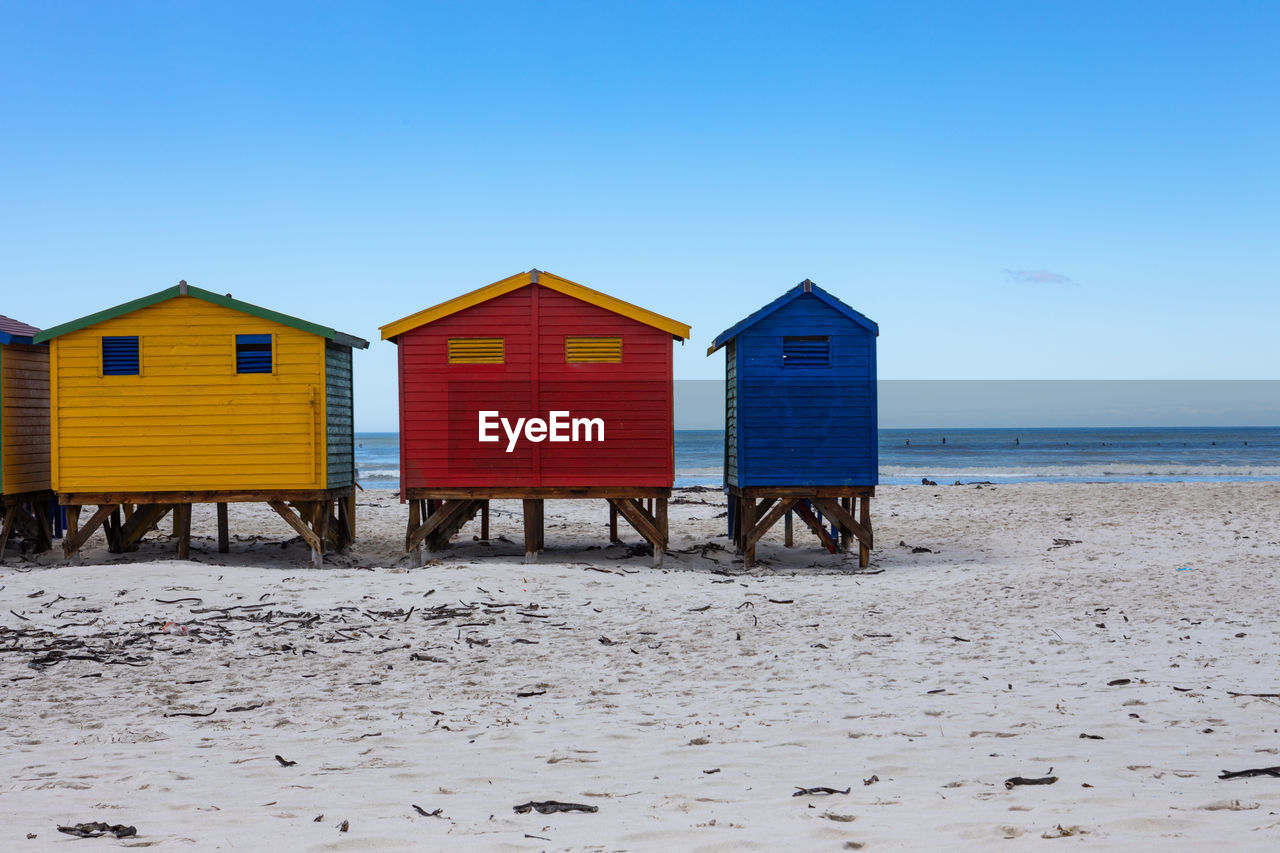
[2,1,1276,430]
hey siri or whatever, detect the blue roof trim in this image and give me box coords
[0,331,35,346]
[708,280,878,354]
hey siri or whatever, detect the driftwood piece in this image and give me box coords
[57,822,137,839]
[1219,766,1280,780]
[513,800,598,814]
[1005,775,1058,789]
[793,786,851,797]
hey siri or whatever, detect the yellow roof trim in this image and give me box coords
[380,269,691,341]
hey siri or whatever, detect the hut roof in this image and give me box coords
[33,283,369,349]
[379,269,691,342]
[0,314,40,345]
[707,279,878,355]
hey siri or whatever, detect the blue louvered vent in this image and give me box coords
[782,335,830,368]
[102,336,139,375]
[236,334,272,373]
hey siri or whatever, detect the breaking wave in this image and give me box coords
[879,464,1280,483]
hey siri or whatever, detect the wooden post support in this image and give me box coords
[63,504,117,558]
[784,510,793,547]
[792,500,837,554]
[0,508,16,563]
[106,506,124,553]
[33,501,53,554]
[859,495,872,568]
[118,503,173,551]
[523,499,540,563]
[740,497,757,567]
[609,501,619,543]
[335,498,353,553]
[480,500,489,541]
[406,499,420,553]
[216,502,230,553]
[838,497,851,551]
[313,501,330,554]
[534,499,545,550]
[174,503,192,560]
[656,497,668,549]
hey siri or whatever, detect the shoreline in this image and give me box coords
[3,482,1279,849]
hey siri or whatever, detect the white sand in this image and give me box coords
[3,483,1280,850]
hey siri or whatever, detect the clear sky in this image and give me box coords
[2,1,1276,430]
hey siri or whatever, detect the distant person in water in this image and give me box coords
[942,437,946,445]
[1015,437,1020,446]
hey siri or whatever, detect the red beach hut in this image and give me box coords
[380,269,690,563]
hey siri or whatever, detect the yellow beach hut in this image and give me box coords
[35,281,369,565]
[0,314,53,560]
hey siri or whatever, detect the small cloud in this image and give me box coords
[1005,268,1073,285]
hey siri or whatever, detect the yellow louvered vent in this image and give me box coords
[448,337,504,363]
[566,336,622,363]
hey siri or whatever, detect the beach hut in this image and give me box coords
[35,281,369,565]
[708,279,878,567]
[380,269,690,564]
[0,314,53,560]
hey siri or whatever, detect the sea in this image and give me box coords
[354,426,1280,491]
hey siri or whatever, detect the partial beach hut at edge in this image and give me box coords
[0,313,54,560]
[708,278,879,568]
[35,281,369,566]
[380,268,690,565]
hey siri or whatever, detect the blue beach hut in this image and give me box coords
[707,279,878,567]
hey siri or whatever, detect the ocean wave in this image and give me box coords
[674,466,723,477]
[357,467,401,481]
[879,464,1280,479]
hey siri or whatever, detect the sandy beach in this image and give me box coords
[3,482,1280,850]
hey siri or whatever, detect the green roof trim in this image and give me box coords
[34,284,370,349]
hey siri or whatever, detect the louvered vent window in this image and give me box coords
[782,335,830,368]
[102,336,140,375]
[565,336,622,363]
[236,334,273,373]
[448,338,504,364]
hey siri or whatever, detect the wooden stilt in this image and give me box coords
[266,499,323,556]
[406,499,420,553]
[838,497,851,551]
[523,499,539,563]
[62,504,117,557]
[480,501,489,540]
[0,508,16,563]
[657,497,668,548]
[335,498,353,553]
[216,502,229,553]
[106,506,124,553]
[33,501,53,554]
[609,502,619,543]
[784,509,794,547]
[654,497,668,568]
[534,499,545,550]
[119,504,173,551]
[174,504,192,560]
[313,501,330,554]
[792,501,837,553]
[741,497,757,567]
[859,495,872,568]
